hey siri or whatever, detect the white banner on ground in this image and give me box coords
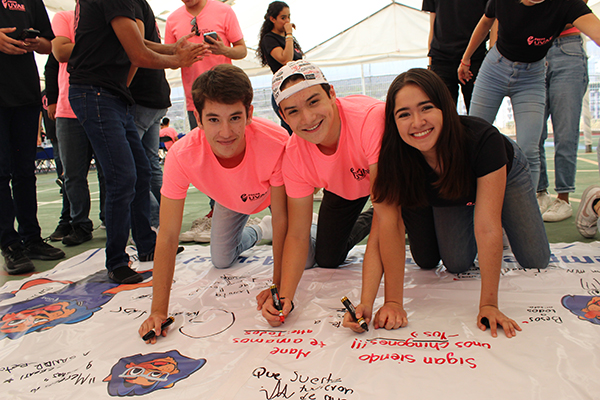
[1,243,599,399]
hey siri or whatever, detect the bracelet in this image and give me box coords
[460,60,471,67]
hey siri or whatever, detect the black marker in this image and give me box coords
[270,284,285,323]
[480,317,490,329]
[142,316,174,341]
[341,296,368,331]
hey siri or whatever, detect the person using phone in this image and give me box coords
[0,0,66,275]
[257,1,304,135]
[165,0,246,130]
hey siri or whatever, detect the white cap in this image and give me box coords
[272,60,329,106]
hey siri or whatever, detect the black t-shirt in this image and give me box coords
[261,31,303,74]
[422,0,488,62]
[486,0,591,63]
[44,53,59,106]
[68,0,136,104]
[128,0,171,110]
[0,0,54,107]
[422,116,514,208]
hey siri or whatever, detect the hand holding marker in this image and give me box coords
[270,284,285,323]
[341,296,368,331]
[142,316,174,341]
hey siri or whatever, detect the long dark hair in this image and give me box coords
[373,68,471,208]
[257,1,302,67]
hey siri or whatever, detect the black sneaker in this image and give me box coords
[24,239,65,260]
[49,224,72,242]
[108,265,143,284]
[1,243,35,275]
[138,246,184,262]
[62,227,93,246]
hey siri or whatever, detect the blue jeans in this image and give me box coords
[0,105,42,247]
[69,85,155,271]
[403,140,550,273]
[538,35,588,194]
[210,202,261,269]
[50,137,71,227]
[470,45,547,188]
[56,117,94,233]
[133,105,166,227]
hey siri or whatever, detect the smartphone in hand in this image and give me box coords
[203,31,218,43]
[19,29,40,40]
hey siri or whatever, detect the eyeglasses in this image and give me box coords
[119,367,170,382]
[190,17,200,36]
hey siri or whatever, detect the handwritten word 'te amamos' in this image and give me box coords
[233,330,327,360]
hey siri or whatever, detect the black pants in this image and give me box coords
[430,57,483,113]
[315,190,373,268]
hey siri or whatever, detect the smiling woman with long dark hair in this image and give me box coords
[343,68,550,338]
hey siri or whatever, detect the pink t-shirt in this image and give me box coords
[51,11,77,119]
[165,0,244,111]
[283,96,385,200]
[161,117,289,215]
[160,127,178,150]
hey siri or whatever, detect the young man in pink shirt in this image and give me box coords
[261,60,385,326]
[139,65,289,342]
[165,0,247,130]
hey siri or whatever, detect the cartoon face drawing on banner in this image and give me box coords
[0,270,152,340]
[103,350,206,396]
[561,295,600,325]
[0,300,95,338]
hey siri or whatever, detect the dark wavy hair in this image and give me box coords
[373,68,471,208]
[192,64,253,121]
[257,1,302,67]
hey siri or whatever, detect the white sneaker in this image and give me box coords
[542,198,572,222]
[179,216,207,242]
[193,217,212,243]
[258,215,273,241]
[537,191,553,214]
[576,185,600,238]
[178,216,212,243]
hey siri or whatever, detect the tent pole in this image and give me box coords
[360,64,366,96]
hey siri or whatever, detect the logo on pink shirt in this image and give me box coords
[241,191,268,203]
[2,0,26,11]
[350,167,369,181]
[527,36,552,46]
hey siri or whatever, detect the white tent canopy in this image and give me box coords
[305,1,429,68]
